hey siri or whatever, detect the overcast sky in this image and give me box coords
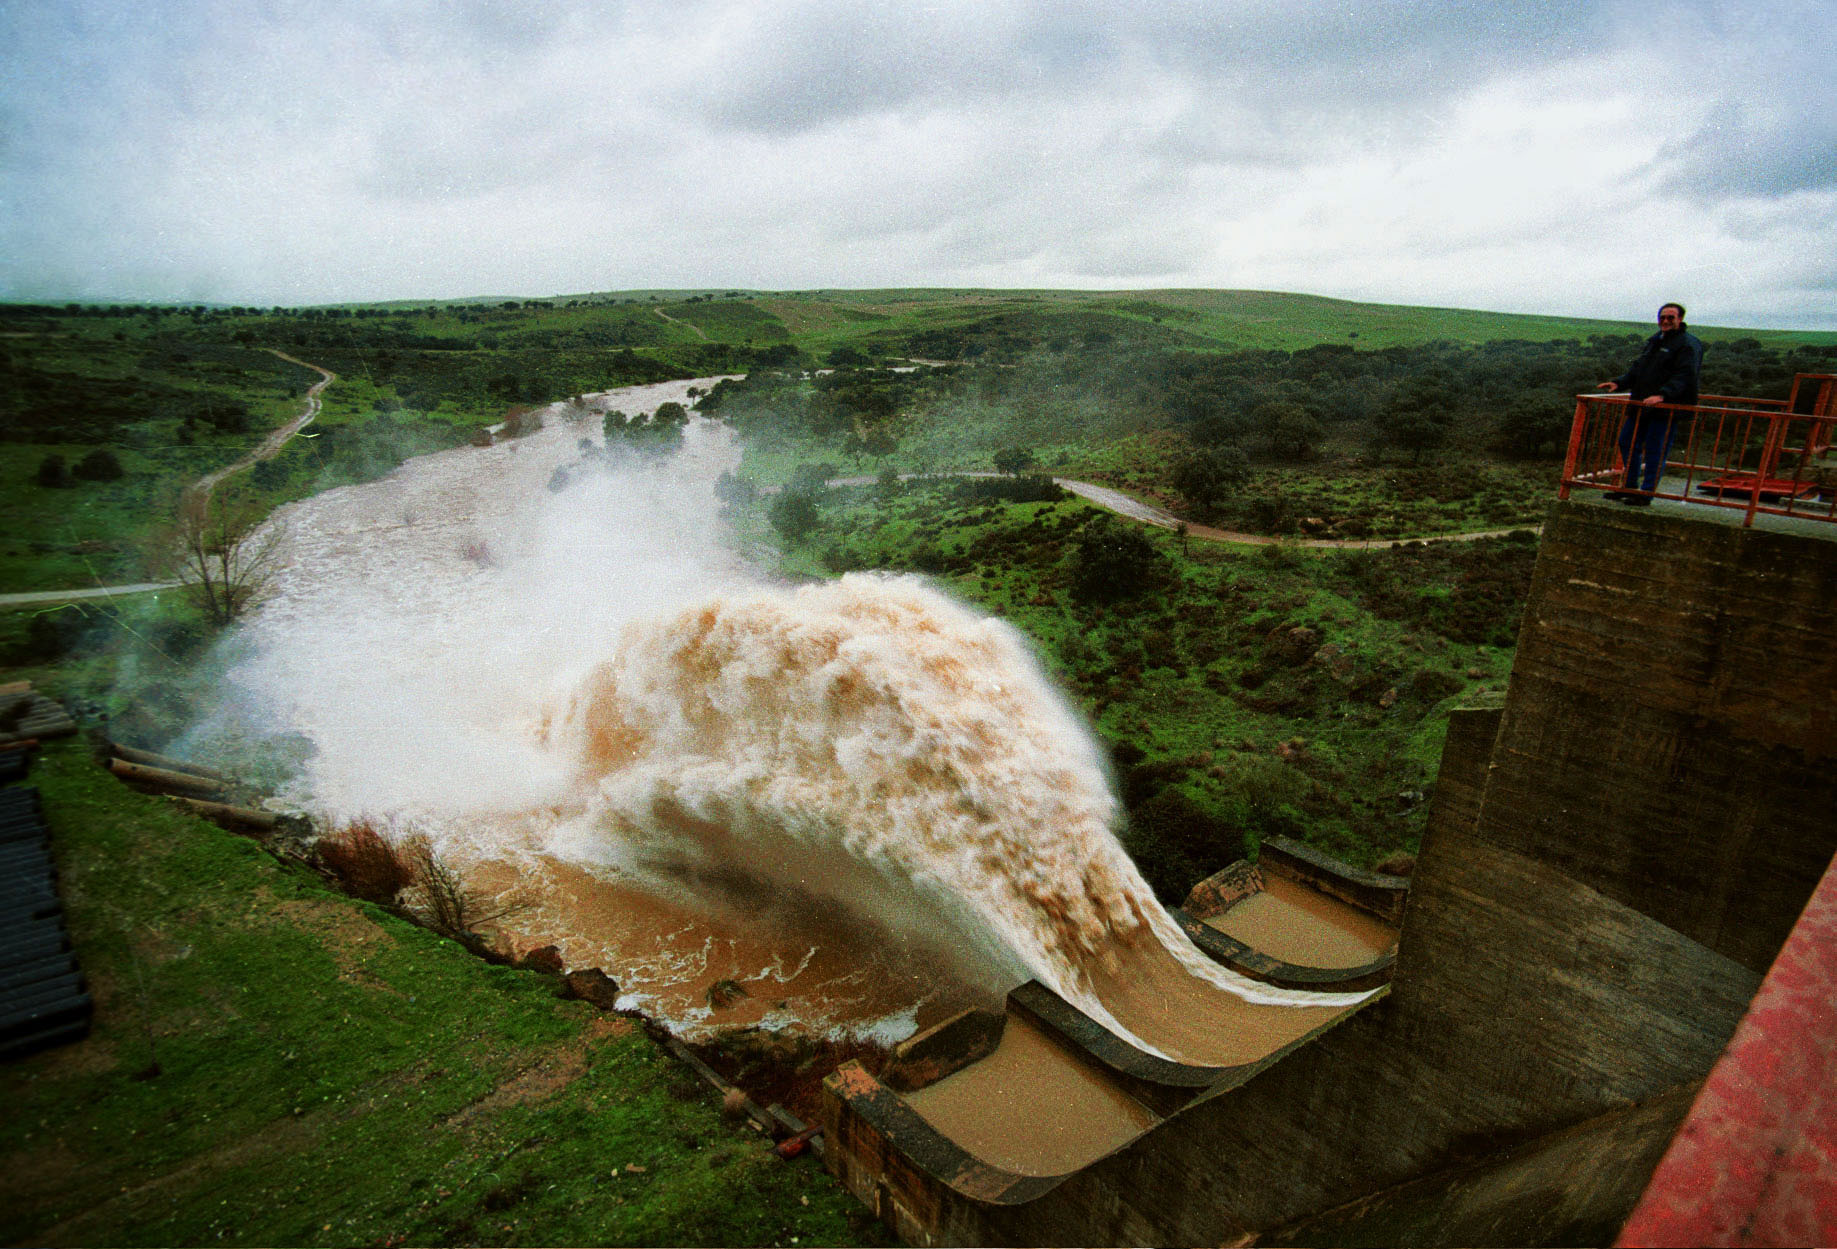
[3,0,1833,327]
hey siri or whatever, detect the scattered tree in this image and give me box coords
[1255,401,1324,461]
[167,492,282,625]
[604,403,685,455]
[1375,373,1456,462]
[875,466,903,503]
[789,462,839,491]
[73,448,126,482]
[768,488,822,543]
[714,470,758,507]
[1494,395,1572,460]
[993,446,1037,477]
[1172,444,1251,512]
[845,425,899,465]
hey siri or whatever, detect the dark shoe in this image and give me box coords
[1603,490,1632,501]
[1625,495,1652,507]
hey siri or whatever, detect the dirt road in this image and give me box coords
[180,350,336,523]
[822,471,1541,549]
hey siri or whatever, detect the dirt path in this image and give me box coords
[653,307,708,341]
[0,582,176,608]
[2,352,336,609]
[179,350,336,524]
[822,471,1542,549]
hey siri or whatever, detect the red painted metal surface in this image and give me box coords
[1561,373,1837,528]
[1693,474,1820,500]
[1616,850,1837,1248]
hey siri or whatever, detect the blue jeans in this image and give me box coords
[1617,409,1679,492]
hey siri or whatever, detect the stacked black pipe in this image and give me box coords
[1,769,92,1061]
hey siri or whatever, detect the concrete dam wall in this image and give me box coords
[823,498,1837,1246]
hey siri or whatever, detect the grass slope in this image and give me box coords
[1,739,882,1249]
[543,287,1832,352]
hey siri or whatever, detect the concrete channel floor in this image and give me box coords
[1201,874,1397,970]
[900,1014,1161,1177]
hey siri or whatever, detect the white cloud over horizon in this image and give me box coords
[3,0,1833,328]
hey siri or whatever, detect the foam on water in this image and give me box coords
[195,379,1364,1051]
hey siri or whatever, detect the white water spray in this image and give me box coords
[195,379,1361,1052]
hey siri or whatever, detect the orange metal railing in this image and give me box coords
[1558,373,1837,528]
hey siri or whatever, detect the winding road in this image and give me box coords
[1,351,336,608]
[180,350,336,524]
[823,471,1542,549]
[4,369,1538,609]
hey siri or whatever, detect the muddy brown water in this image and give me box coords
[900,920,1364,1176]
[902,1013,1160,1176]
[471,856,986,1040]
[1203,874,1398,969]
[212,376,1377,1161]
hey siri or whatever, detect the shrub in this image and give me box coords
[400,836,529,942]
[1408,667,1464,704]
[315,823,414,905]
[1247,492,1295,533]
[953,474,1064,504]
[73,448,126,481]
[21,606,90,661]
[34,453,71,487]
[993,446,1036,476]
[1123,787,1234,902]
[1072,516,1163,603]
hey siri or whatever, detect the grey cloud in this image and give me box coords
[1635,1,1837,201]
[1,0,1833,326]
[1654,109,1837,201]
[668,0,1617,139]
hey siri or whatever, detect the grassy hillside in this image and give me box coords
[0,739,881,1248]
[531,287,1836,353]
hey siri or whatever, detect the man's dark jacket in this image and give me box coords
[1615,327,1705,406]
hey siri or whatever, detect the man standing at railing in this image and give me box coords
[1597,303,1705,505]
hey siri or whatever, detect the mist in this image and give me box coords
[178,377,1362,1048]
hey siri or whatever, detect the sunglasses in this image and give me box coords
[1657,313,1680,322]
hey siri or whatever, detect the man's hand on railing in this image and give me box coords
[1597,381,1667,406]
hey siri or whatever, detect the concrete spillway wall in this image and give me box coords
[1181,500,1836,1242]
[1475,501,1837,975]
[825,499,1837,1246]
